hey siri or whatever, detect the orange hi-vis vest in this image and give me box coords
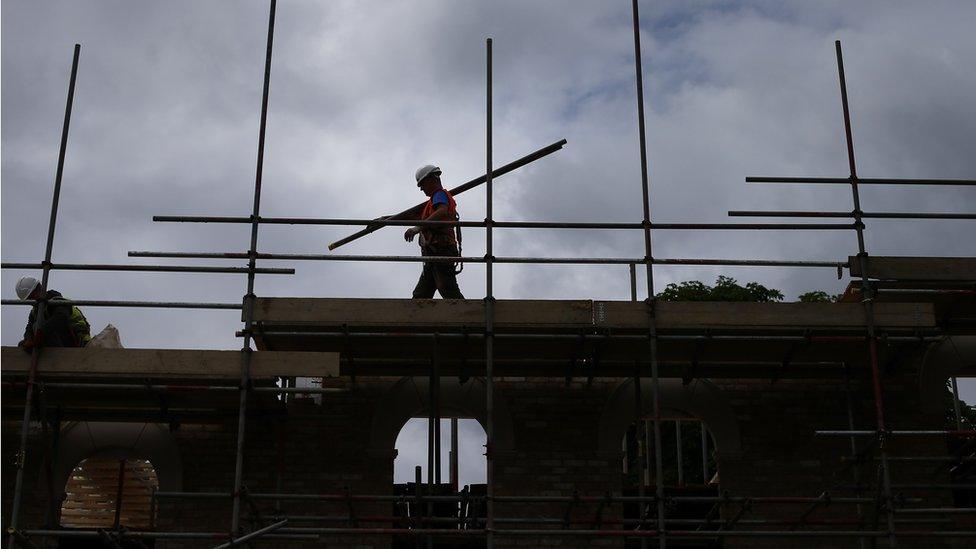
[420,189,458,248]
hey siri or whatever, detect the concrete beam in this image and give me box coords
[0,347,339,379]
[849,255,976,281]
[252,298,936,330]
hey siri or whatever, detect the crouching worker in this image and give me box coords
[404,164,464,299]
[16,276,91,352]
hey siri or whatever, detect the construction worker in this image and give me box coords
[404,165,464,299]
[15,276,91,352]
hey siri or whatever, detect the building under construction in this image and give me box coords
[2,1,975,548]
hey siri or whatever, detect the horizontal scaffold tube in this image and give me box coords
[150,216,856,231]
[153,491,919,504]
[20,530,315,541]
[817,430,976,437]
[19,528,976,539]
[249,330,938,344]
[1,299,242,309]
[259,515,949,526]
[129,252,845,268]
[270,527,976,538]
[0,381,347,395]
[255,515,952,526]
[729,210,975,220]
[0,262,294,274]
[746,176,976,186]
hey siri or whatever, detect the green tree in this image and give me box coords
[798,290,842,303]
[656,275,784,303]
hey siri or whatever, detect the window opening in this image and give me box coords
[393,417,486,548]
[622,417,720,548]
[948,377,976,508]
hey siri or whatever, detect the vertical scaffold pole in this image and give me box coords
[484,36,496,549]
[7,44,81,549]
[834,39,897,548]
[952,377,963,430]
[631,2,667,546]
[844,368,868,549]
[700,423,709,484]
[230,0,277,536]
[433,334,441,484]
[634,377,647,547]
[451,418,459,491]
[428,364,436,486]
[630,262,648,544]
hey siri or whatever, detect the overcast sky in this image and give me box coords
[3,0,975,416]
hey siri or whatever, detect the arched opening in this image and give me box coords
[947,377,976,508]
[920,337,976,508]
[59,456,159,545]
[622,414,721,548]
[392,416,487,548]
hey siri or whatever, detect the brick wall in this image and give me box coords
[3,370,967,549]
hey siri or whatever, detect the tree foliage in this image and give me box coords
[656,276,784,303]
[798,290,843,303]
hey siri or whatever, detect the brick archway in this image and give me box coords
[598,378,742,459]
[54,422,182,496]
[369,376,515,453]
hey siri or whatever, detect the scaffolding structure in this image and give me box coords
[3,0,976,547]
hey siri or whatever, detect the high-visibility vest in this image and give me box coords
[51,295,92,346]
[420,189,458,248]
[69,305,92,346]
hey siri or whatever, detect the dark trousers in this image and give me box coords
[412,245,464,299]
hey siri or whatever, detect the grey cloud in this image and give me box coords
[3,1,975,372]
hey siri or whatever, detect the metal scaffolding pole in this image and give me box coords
[15,527,976,540]
[728,210,976,220]
[952,377,964,430]
[5,6,974,545]
[155,490,921,504]
[1,299,242,309]
[630,262,648,547]
[7,44,80,549]
[746,176,976,186]
[327,138,568,250]
[149,215,855,231]
[434,337,442,486]
[834,39,897,548]
[229,0,276,537]
[844,370,868,549]
[631,2,667,546]
[450,417,459,491]
[0,262,294,274]
[128,251,846,269]
[484,36,496,549]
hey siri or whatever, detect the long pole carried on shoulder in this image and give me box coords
[327,139,567,250]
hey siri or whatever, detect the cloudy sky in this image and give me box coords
[3,1,975,472]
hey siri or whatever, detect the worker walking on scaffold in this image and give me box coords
[404,164,464,299]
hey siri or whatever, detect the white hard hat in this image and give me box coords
[16,276,41,300]
[415,164,442,185]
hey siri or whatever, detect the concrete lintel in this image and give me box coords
[0,347,339,379]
